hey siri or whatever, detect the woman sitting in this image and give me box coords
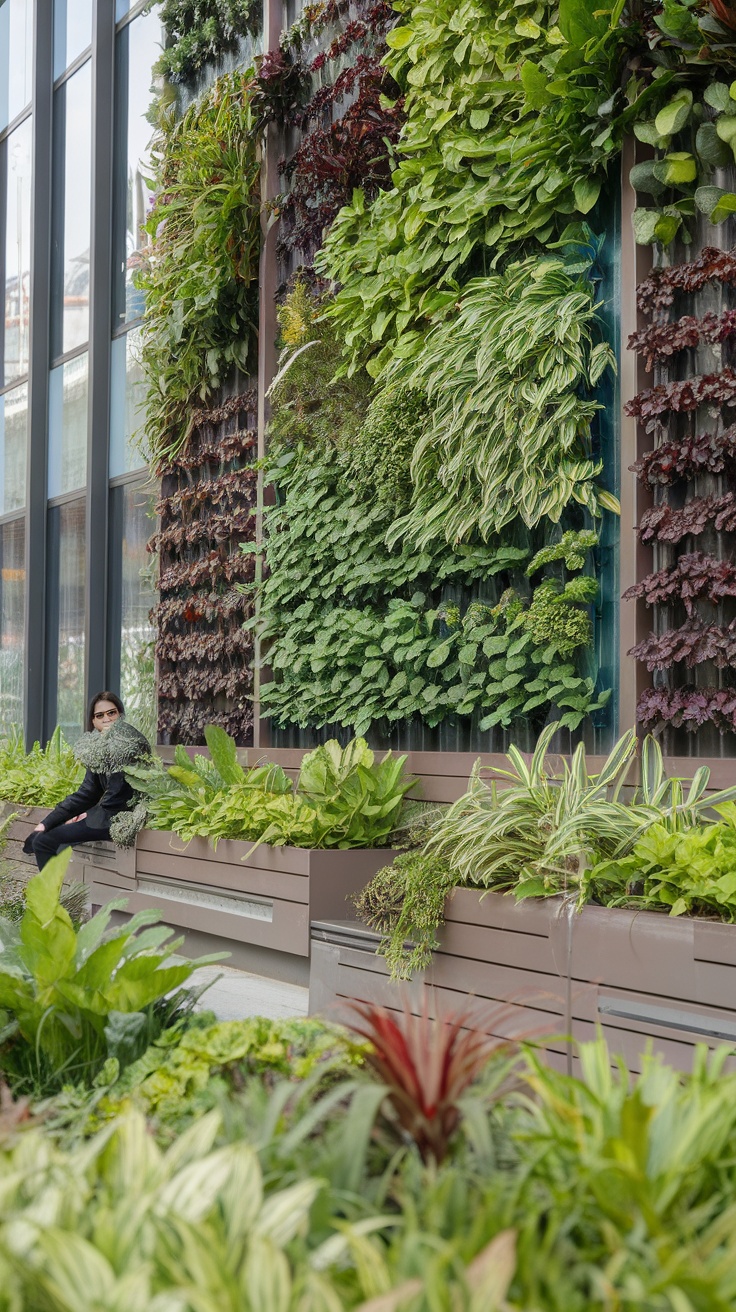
[24,692,151,870]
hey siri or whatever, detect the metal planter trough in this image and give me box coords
[309,888,736,1073]
[86,830,395,985]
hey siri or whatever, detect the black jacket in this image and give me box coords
[39,767,136,833]
[23,719,150,850]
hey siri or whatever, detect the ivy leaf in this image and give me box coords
[630,161,666,198]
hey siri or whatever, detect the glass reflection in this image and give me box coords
[119,483,156,743]
[113,7,162,325]
[55,499,86,741]
[0,381,27,513]
[54,0,93,79]
[48,352,88,497]
[51,60,92,357]
[0,516,25,734]
[3,115,32,385]
[0,0,33,132]
[110,328,147,476]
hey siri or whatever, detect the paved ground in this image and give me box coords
[189,964,309,1022]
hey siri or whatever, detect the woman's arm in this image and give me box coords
[39,770,104,831]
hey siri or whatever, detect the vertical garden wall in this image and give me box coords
[139,0,736,765]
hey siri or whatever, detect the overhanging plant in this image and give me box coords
[137,70,261,470]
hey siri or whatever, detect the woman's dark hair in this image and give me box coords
[86,691,125,732]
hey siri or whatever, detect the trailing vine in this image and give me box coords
[137,72,261,471]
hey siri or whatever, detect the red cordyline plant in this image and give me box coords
[343,1000,516,1164]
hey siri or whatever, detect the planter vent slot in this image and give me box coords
[138,879,274,922]
[598,996,736,1043]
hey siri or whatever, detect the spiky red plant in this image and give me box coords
[343,1000,514,1164]
[710,0,736,30]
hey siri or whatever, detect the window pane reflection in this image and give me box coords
[3,115,32,385]
[48,352,88,497]
[47,499,86,742]
[51,61,92,358]
[113,7,162,325]
[0,516,25,734]
[0,0,33,132]
[110,482,156,742]
[110,328,147,476]
[54,0,93,79]
[0,381,27,512]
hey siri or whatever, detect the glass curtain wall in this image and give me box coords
[0,0,32,733]
[0,3,162,745]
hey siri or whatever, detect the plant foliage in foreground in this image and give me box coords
[0,853,223,1094]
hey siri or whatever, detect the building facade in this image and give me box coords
[0,0,161,744]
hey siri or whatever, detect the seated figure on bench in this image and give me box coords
[24,692,151,870]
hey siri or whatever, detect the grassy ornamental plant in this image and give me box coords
[359,726,736,978]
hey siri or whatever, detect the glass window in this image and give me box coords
[0,515,25,734]
[51,59,92,358]
[48,352,88,497]
[0,380,27,512]
[113,7,162,326]
[110,328,147,476]
[3,115,32,385]
[54,0,93,80]
[0,0,33,132]
[46,498,85,741]
[109,482,156,742]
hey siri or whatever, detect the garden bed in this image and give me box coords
[309,889,736,1074]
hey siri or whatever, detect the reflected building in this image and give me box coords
[0,0,162,742]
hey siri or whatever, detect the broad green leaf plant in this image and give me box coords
[317,0,644,374]
[0,851,223,1093]
[128,728,414,848]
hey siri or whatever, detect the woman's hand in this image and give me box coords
[63,813,87,825]
[33,823,45,833]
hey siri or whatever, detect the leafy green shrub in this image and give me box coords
[130,729,414,847]
[0,727,83,806]
[103,1015,365,1129]
[587,803,736,919]
[158,0,261,84]
[317,0,640,373]
[0,852,223,1094]
[138,70,261,468]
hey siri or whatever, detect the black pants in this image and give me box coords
[30,820,110,870]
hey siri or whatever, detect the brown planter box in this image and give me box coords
[1,803,134,885]
[87,828,395,961]
[309,889,736,1074]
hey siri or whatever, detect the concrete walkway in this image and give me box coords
[190,964,309,1022]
